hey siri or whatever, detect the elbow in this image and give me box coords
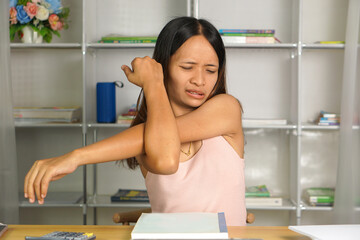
[146,153,179,175]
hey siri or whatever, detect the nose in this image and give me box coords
[190,69,205,86]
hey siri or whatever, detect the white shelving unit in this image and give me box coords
[11,0,358,226]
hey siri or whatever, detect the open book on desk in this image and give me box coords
[131,212,228,239]
[289,224,360,240]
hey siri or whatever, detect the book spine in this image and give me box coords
[221,33,274,37]
[319,117,340,121]
[217,212,228,233]
[245,193,271,197]
[245,37,275,44]
[98,40,156,43]
[222,36,276,44]
[309,196,334,203]
[111,197,149,202]
[318,122,340,126]
[101,37,157,41]
[219,29,275,34]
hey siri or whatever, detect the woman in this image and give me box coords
[24,16,246,226]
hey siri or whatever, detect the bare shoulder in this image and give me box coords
[205,94,244,158]
[203,94,242,114]
[202,93,243,121]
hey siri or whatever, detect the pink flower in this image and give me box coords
[24,2,38,19]
[9,7,17,24]
[49,14,63,31]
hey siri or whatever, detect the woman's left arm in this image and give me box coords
[176,93,243,144]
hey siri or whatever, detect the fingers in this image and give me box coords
[24,163,35,199]
[25,162,39,203]
[121,65,133,80]
[24,160,51,204]
[34,167,47,204]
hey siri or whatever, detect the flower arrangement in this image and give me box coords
[9,0,70,43]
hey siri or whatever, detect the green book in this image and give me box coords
[305,187,335,206]
[245,185,271,197]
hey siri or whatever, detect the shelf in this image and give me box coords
[224,43,297,49]
[19,192,84,208]
[246,198,296,211]
[88,123,297,130]
[87,123,130,128]
[10,43,82,49]
[302,43,345,49]
[87,43,297,49]
[301,123,340,130]
[87,195,151,208]
[15,123,83,128]
[301,124,359,130]
[87,43,156,49]
[243,124,296,129]
[300,202,333,211]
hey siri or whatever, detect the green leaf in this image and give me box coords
[39,27,51,37]
[9,24,26,41]
[9,25,19,41]
[59,7,70,19]
[43,33,52,43]
[52,30,61,38]
[18,0,31,6]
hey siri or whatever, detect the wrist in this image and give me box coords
[70,148,86,167]
[142,79,165,93]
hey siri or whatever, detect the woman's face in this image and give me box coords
[167,35,219,116]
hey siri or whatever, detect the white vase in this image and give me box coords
[21,26,43,43]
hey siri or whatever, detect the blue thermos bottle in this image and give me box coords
[96,81,123,123]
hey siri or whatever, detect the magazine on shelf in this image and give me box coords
[13,106,81,123]
[246,197,283,206]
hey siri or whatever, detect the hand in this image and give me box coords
[121,56,163,89]
[24,151,79,204]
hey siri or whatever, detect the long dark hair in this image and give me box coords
[125,16,227,169]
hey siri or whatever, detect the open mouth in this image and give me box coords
[186,90,205,99]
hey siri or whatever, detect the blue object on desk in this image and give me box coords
[96,81,123,123]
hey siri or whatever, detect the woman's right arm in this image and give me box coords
[25,56,181,204]
[23,123,146,204]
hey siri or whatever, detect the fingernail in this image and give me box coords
[41,194,45,198]
[29,198,34,203]
[38,199,44,205]
[24,193,28,198]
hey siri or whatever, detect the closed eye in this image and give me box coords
[180,66,192,70]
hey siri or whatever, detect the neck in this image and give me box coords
[170,101,195,117]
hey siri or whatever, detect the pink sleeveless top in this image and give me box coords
[145,136,246,226]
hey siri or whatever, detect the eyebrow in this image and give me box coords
[180,61,218,67]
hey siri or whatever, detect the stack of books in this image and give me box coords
[13,106,81,123]
[245,185,282,206]
[304,187,335,206]
[219,29,280,44]
[98,35,157,43]
[316,110,340,126]
[117,104,136,124]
